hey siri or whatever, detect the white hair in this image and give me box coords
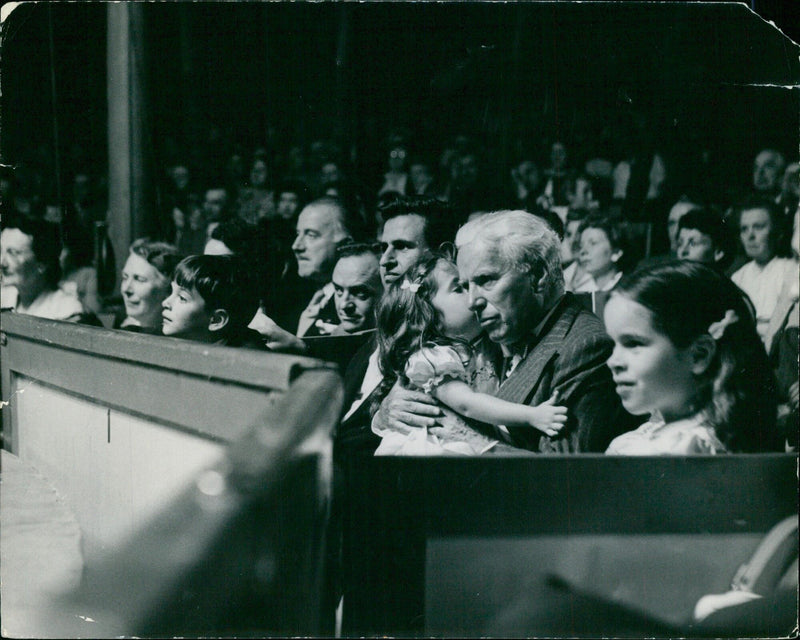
[456,209,565,299]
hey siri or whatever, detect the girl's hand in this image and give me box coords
[529,391,568,437]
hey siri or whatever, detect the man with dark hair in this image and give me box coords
[376,196,455,286]
[330,243,383,335]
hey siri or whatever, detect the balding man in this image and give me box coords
[250,196,359,347]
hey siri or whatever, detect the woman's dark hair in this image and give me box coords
[677,206,735,269]
[3,216,62,288]
[173,254,260,336]
[374,252,468,408]
[613,260,779,452]
[209,218,257,256]
[129,238,182,280]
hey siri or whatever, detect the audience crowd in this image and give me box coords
[1,130,798,455]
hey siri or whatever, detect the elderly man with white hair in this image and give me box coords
[378,210,636,453]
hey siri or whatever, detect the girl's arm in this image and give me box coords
[433,379,567,435]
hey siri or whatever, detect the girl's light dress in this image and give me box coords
[605,413,727,455]
[374,344,500,456]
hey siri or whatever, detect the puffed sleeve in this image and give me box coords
[404,346,469,394]
[670,426,728,455]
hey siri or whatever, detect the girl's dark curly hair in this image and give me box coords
[373,252,470,409]
[613,259,780,452]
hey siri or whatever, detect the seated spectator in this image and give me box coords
[378,142,409,197]
[666,197,699,255]
[117,238,181,333]
[561,208,593,292]
[0,217,84,321]
[730,197,796,343]
[275,179,309,222]
[752,148,786,200]
[161,254,262,348]
[442,147,492,218]
[407,156,437,196]
[541,140,571,207]
[330,243,383,335]
[566,173,600,212]
[675,207,733,270]
[298,243,384,369]
[605,260,780,454]
[319,161,344,196]
[202,187,231,238]
[236,155,275,224]
[172,193,207,256]
[575,214,630,292]
[509,158,542,208]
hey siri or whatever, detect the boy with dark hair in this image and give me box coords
[676,207,732,270]
[161,254,263,348]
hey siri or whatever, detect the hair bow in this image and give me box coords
[400,279,421,293]
[707,309,739,340]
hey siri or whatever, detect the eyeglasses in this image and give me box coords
[389,149,407,159]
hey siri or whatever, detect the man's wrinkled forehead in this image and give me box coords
[457,237,504,277]
[380,213,428,246]
[298,203,343,232]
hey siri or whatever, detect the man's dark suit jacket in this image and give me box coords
[301,295,341,338]
[335,334,381,456]
[496,293,639,453]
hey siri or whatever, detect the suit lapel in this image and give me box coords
[495,298,578,404]
[342,336,378,414]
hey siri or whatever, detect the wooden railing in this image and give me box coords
[0,313,343,637]
[340,453,798,637]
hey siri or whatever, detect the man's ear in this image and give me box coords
[713,248,725,263]
[690,334,716,376]
[611,249,624,264]
[528,263,548,293]
[208,309,230,333]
